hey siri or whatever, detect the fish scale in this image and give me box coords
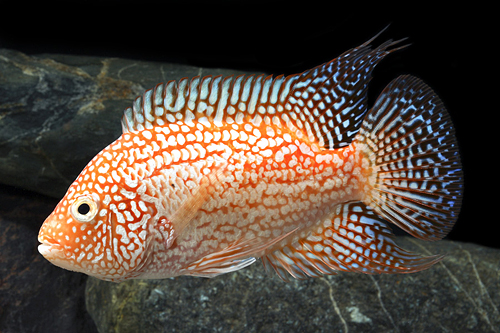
[139,125,364,278]
[38,30,463,282]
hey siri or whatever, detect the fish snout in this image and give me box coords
[37,215,64,258]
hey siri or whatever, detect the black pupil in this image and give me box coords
[78,203,90,215]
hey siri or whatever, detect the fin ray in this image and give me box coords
[280,36,408,149]
[262,202,442,282]
[355,75,463,240]
[183,228,298,278]
[121,33,409,151]
[155,162,229,248]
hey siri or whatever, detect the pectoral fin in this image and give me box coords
[182,228,298,278]
[157,163,228,249]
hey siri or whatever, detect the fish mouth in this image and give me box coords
[37,236,62,257]
[37,238,79,272]
[38,242,61,256]
[38,243,62,259]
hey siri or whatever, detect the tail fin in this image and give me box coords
[355,75,463,241]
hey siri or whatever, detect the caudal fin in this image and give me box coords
[355,75,463,241]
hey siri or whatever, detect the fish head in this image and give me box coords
[37,148,155,282]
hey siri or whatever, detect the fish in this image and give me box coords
[37,31,463,282]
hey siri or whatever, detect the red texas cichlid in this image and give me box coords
[38,32,463,282]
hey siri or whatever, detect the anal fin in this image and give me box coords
[262,202,443,282]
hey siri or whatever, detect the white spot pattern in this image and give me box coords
[38,34,463,283]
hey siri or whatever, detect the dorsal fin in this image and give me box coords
[121,34,408,149]
[279,37,408,148]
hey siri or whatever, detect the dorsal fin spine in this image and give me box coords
[230,75,244,105]
[260,75,272,105]
[132,97,142,122]
[199,76,211,101]
[270,75,282,105]
[143,89,153,123]
[187,76,200,111]
[240,75,253,105]
[154,82,164,108]
[248,74,263,115]
[173,78,188,113]
[280,76,297,104]
[164,81,175,112]
[208,75,222,105]
[214,76,233,126]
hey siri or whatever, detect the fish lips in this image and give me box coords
[37,241,62,257]
[37,236,65,261]
[37,240,82,273]
[37,235,66,263]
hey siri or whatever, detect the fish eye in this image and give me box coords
[71,195,99,222]
[78,203,90,215]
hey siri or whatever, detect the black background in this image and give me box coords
[0,2,495,248]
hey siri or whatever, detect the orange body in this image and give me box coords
[38,34,463,282]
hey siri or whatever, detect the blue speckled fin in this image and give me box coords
[278,35,408,149]
[262,202,443,282]
[355,75,463,241]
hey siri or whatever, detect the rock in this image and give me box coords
[0,49,258,199]
[0,185,98,333]
[86,238,500,333]
[0,48,497,333]
[0,49,260,333]
[0,49,257,333]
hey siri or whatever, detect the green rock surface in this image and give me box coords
[1,49,498,333]
[0,49,257,198]
[86,238,500,333]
